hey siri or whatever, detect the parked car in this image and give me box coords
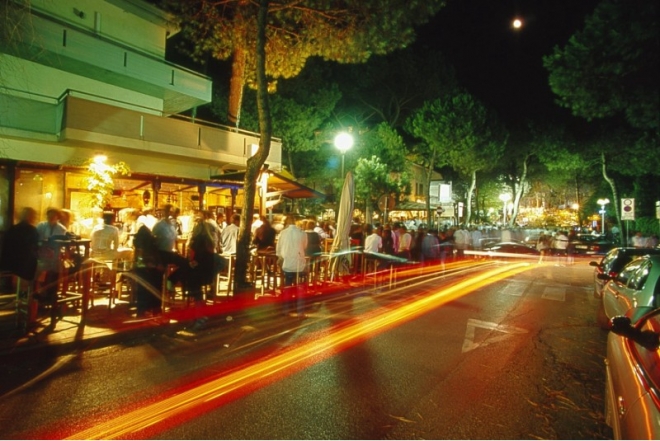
[598,254,660,329]
[483,241,540,257]
[590,248,660,299]
[604,309,660,439]
[570,233,617,256]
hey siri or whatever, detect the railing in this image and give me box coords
[6,10,212,114]
[0,87,283,169]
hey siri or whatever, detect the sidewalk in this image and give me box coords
[0,276,363,356]
[0,287,275,356]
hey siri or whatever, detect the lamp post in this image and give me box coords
[334,132,353,178]
[499,193,511,225]
[597,198,610,234]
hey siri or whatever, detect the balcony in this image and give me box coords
[2,10,211,114]
[0,88,282,172]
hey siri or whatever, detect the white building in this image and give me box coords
[0,0,284,230]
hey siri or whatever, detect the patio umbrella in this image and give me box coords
[330,171,354,279]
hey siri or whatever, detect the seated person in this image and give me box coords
[91,212,120,260]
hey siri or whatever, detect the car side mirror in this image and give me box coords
[589,261,599,267]
[610,315,660,350]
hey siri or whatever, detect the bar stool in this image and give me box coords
[258,253,280,297]
[216,254,236,297]
[1,271,36,333]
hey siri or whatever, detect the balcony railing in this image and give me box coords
[0,88,282,170]
[3,10,211,114]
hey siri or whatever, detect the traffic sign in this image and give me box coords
[378,195,395,212]
[436,207,444,215]
[621,198,635,221]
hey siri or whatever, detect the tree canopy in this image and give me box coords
[544,0,658,134]
[162,0,447,126]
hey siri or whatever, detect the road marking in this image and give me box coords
[541,287,566,302]
[504,282,527,296]
[462,318,528,353]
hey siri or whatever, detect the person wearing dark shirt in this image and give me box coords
[253,216,276,252]
[303,220,322,257]
[1,207,39,282]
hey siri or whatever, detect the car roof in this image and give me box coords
[613,247,660,255]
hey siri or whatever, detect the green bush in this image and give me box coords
[633,217,660,236]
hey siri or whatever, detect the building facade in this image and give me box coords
[0,0,283,233]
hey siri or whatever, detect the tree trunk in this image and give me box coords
[424,146,437,227]
[228,46,247,127]
[287,148,296,177]
[465,170,476,225]
[509,154,529,227]
[574,176,582,228]
[601,152,623,244]
[234,0,272,291]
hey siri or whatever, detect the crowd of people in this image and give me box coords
[3,205,660,326]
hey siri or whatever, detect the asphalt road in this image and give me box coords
[0,259,613,439]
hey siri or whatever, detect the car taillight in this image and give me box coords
[593,245,600,251]
[608,271,618,278]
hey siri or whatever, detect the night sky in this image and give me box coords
[415,0,602,125]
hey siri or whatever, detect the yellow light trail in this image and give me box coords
[65,262,541,440]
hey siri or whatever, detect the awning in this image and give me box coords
[393,201,429,211]
[210,170,325,199]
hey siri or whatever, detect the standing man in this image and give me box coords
[277,215,308,317]
[1,207,39,288]
[396,224,412,260]
[153,204,188,291]
[364,224,383,253]
[36,207,68,327]
[552,230,570,265]
[421,229,440,265]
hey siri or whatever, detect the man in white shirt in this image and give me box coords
[220,214,241,255]
[363,224,382,253]
[91,212,120,260]
[152,204,188,290]
[276,215,308,317]
[136,208,157,231]
[152,205,178,253]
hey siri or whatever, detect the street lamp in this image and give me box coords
[499,193,511,225]
[597,198,610,234]
[334,132,353,177]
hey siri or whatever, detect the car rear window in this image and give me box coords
[617,258,646,285]
[628,260,651,290]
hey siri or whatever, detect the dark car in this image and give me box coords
[605,309,660,439]
[570,233,617,256]
[483,241,540,257]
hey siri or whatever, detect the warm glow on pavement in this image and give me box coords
[64,262,542,440]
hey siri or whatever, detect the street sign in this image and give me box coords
[378,195,395,212]
[621,198,635,221]
[436,207,444,215]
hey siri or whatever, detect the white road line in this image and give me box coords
[541,287,566,302]
[462,318,528,353]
